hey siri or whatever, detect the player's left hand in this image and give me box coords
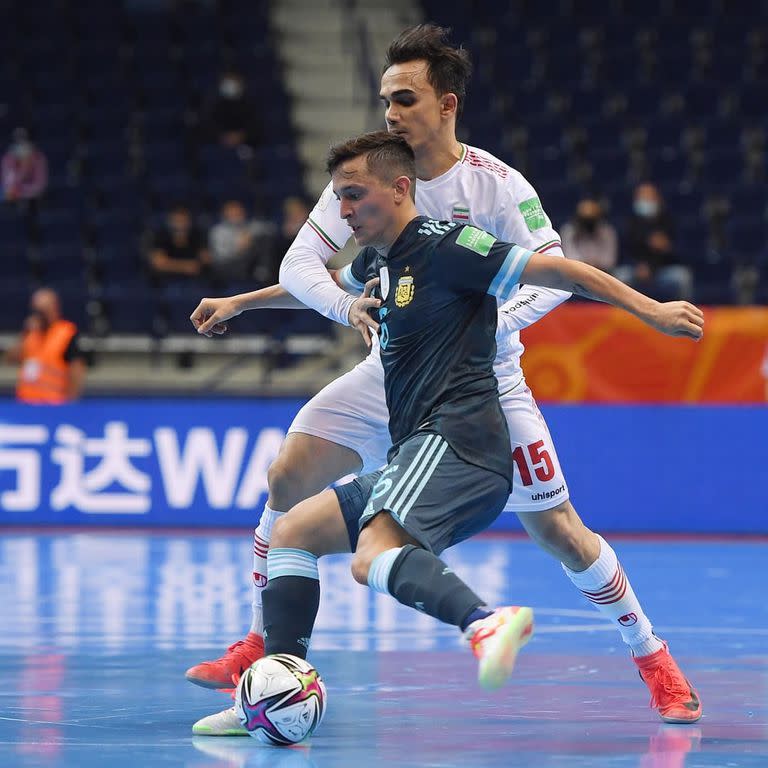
[190,296,242,337]
[349,277,381,349]
[649,301,705,340]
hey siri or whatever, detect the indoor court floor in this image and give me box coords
[0,530,766,767]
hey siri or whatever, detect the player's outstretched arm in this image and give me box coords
[278,183,357,327]
[191,285,307,337]
[519,254,705,340]
[190,270,380,338]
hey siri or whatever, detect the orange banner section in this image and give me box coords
[520,305,768,402]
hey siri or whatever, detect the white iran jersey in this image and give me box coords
[281,143,569,385]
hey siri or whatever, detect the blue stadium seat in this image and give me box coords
[526,147,569,187]
[0,285,31,331]
[646,149,689,185]
[137,109,185,144]
[148,174,196,208]
[676,216,710,263]
[727,184,768,221]
[98,184,144,219]
[82,144,132,180]
[698,148,746,186]
[102,290,159,335]
[666,189,704,221]
[738,84,765,119]
[644,117,684,152]
[92,243,145,283]
[683,82,720,118]
[539,183,579,229]
[38,210,84,245]
[198,145,250,181]
[142,142,188,179]
[35,243,84,281]
[0,212,28,245]
[0,239,32,291]
[566,87,608,124]
[589,148,630,184]
[88,209,142,249]
[703,117,743,149]
[726,217,766,264]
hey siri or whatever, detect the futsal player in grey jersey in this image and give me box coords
[257,130,705,694]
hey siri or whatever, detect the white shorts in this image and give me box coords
[289,352,390,473]
[288,353,570,513]
[497,381,570,512]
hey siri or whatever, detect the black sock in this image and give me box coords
[262,576,320,659]
[262,548,321,659]
[387,545,485,627]
[460,607,493,632]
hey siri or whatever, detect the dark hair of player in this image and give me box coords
[384,23,472,117]
[326,130,417,198]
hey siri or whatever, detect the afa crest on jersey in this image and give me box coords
[395,273,415,307]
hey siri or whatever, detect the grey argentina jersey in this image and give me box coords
[350,216,535,484]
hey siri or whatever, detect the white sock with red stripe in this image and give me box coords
[250,505,283,635]
[563,535,663,658]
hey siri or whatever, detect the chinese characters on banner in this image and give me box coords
[0,400,300,524]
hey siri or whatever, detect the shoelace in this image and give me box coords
[221,672,241,700]
[225,639,248,656]
[646,663,690,710]
[468,621,500,658]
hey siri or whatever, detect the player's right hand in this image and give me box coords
[650,301,705,340]
[190,297,243,338]
[349,277,381,349]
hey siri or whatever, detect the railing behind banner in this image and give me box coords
[1,399,765,533]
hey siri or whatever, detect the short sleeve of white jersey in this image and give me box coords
[416,146,571,331]
[489,166,563,254]
[490,166,572,329]
[278,182,357,326]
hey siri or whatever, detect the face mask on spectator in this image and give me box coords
[13,140,32,158]
[576,215,599,234]
[634,199,659,218]
[220,78,243,98]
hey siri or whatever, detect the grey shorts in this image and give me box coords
[333,432,510,555]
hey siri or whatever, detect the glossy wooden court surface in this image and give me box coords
[1,531,766,767]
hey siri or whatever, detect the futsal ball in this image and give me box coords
[234,654,327,745]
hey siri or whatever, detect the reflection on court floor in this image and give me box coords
[0,531,766,767]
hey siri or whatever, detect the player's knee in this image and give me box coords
[270,513,303,550]
[350,550,372,586]
[267,455,305,510]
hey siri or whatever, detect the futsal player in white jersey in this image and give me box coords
[188,25,701,728]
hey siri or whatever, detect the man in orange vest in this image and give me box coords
[6,288,86,403]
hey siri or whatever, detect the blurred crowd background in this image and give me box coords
[0,0,766,397]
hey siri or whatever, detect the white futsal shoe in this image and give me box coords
[192,705,248,736]
[464,605,534,691]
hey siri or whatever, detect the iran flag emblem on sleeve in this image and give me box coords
[452,205,470,223]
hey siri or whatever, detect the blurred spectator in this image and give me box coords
[616,182,693,300]
[4,287,86,403]
[208,199,275,283]
[270,195,312,280]
[199,70,261,151]
[148,204,210,282]
[561,197,618,272]
[1,128,48,204]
